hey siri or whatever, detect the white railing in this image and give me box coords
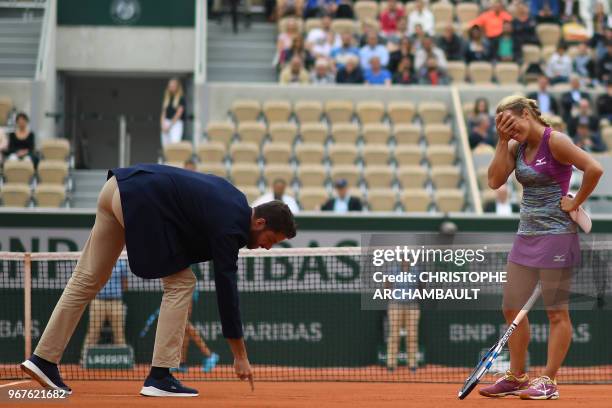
[34,0,55,81]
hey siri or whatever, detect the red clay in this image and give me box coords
[2,380,612,408]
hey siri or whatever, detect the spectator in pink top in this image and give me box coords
[380,0,405,37]
[469,0,512,40]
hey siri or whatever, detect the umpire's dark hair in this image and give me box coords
[254,200,297,239]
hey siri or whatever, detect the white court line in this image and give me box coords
[0,380,31,388]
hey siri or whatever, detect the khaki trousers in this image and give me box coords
[34,176,196,368]
[386,303,420,369]
[83,299,126,347]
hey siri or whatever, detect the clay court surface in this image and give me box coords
[2,380,612,408]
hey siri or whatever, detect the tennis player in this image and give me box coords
[479,95,603,400]
[21,163,297,397]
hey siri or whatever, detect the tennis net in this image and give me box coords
[0,245,610,383]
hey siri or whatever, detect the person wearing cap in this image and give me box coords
[321,179,363,213]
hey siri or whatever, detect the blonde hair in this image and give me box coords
[495,95,552,127]
[162,78,184,110]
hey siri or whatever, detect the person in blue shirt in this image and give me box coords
[330,32,360,70]
[360,32,389,71]
[364,56,392,86]
[82,259,129,351]
[22,164,297,397]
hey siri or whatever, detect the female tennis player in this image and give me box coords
[21,163,297,397]
[480,95,603,400]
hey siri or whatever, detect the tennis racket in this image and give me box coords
[457,284,542,400]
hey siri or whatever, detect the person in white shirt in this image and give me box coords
[305,14,341,55]
[545,43,573,84]
[407,0,435,37]
[483,184,517,215]
[252,179,300,214]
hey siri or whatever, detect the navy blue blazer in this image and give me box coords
[108,163,251,338]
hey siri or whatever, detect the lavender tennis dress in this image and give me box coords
[508,127,580,269]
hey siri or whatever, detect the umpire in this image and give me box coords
[21,163,297,397]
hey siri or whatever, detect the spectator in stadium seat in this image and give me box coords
[321,178,363,212]
[418,56,449,85]
[253,179,300,213]
[82,260,128,353]
[364,56,392,86]
[388,37,413,74]
[591,1,609,39]
[573,121,607,152]
[4,112,37,165]
[545,42,573,84]
[464,26,491,64]
[527,75,560,115]
[306,13,340,51]
[281,35,315,70]
[336,55,365,84]
[303,0,339,19]
[160,78,186,147]
[437,24,464,62]
[573,41,595,81]
[276,17,299,55]
[491,21,521,62]
[596,39,612,83]
[393,56,417,85]
[279,56,310,84]
[560,74,590,120]
[469,113,496,149]
[592,27,612,60]
[483,184,519,214]
[414,35,447,72]
[407,0,434,37]
[596,79,612,122]
[408,23,427,52]
[330,32,360,70]
[310,58,336,84]
[335,0,354,19]
[512,2,539,48]
[360,32,390,70]
[531,0,560,23]
[380,0,406,38]
[568,98,600,136]
[467,97,494,134]
[469,0,513,40]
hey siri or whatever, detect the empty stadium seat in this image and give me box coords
[477,167,490,189]
[331,19,356,35]
[37,160,68,185]
[400,189,431,212]
[39,138,70,161]
[424,124,452,144]
[495,63,519,84]
[446,61,466,84]
[431,1,453,23]
[197,141,226,163]
[0,183,30,207]
[197,163,227,177]
[325,100,354,123]
[263,143,292,164]
[367,189,397,211]
[239,186,261,204]
[394,145,423,166]
[206,121,235,145]
[522,44,541,64]
[536,24,561,47]
[328,143,358,164]
[0,97,12,125]
[541,45,556,62]
[330,165,360,187]
[305,18,322,32]
[363,166,394,188]
[230,142,259,163]
[231,163,260,186]
[300,122,328,144]
[263,164,293,184]
[263,100,292,124]
[269,122,298,144]
[34,184,65,207]
[387,101,415,124]
[331,122,360,144]
[602,127,612,149]
[238,121,267,145]
[469,62,493,84]
[361,144,390,165]
[3,160,34,183]
[295,143,325,164]
[231,99,261,122]
[397,165,428,188]
[294,100,323,123]
[418,102,447,124]
[356,101,385,124]
[354,1,378,22]
[394,124,421,144]
[456,3,479,24]
[164,142,193,163]
[427,145,456,166]
[435,189,465,212]
[297,164,327,187]
[430,166,461,188]
[299,187,329,211]
[362,123,391,144]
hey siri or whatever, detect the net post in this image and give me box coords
[24,252,32,360]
